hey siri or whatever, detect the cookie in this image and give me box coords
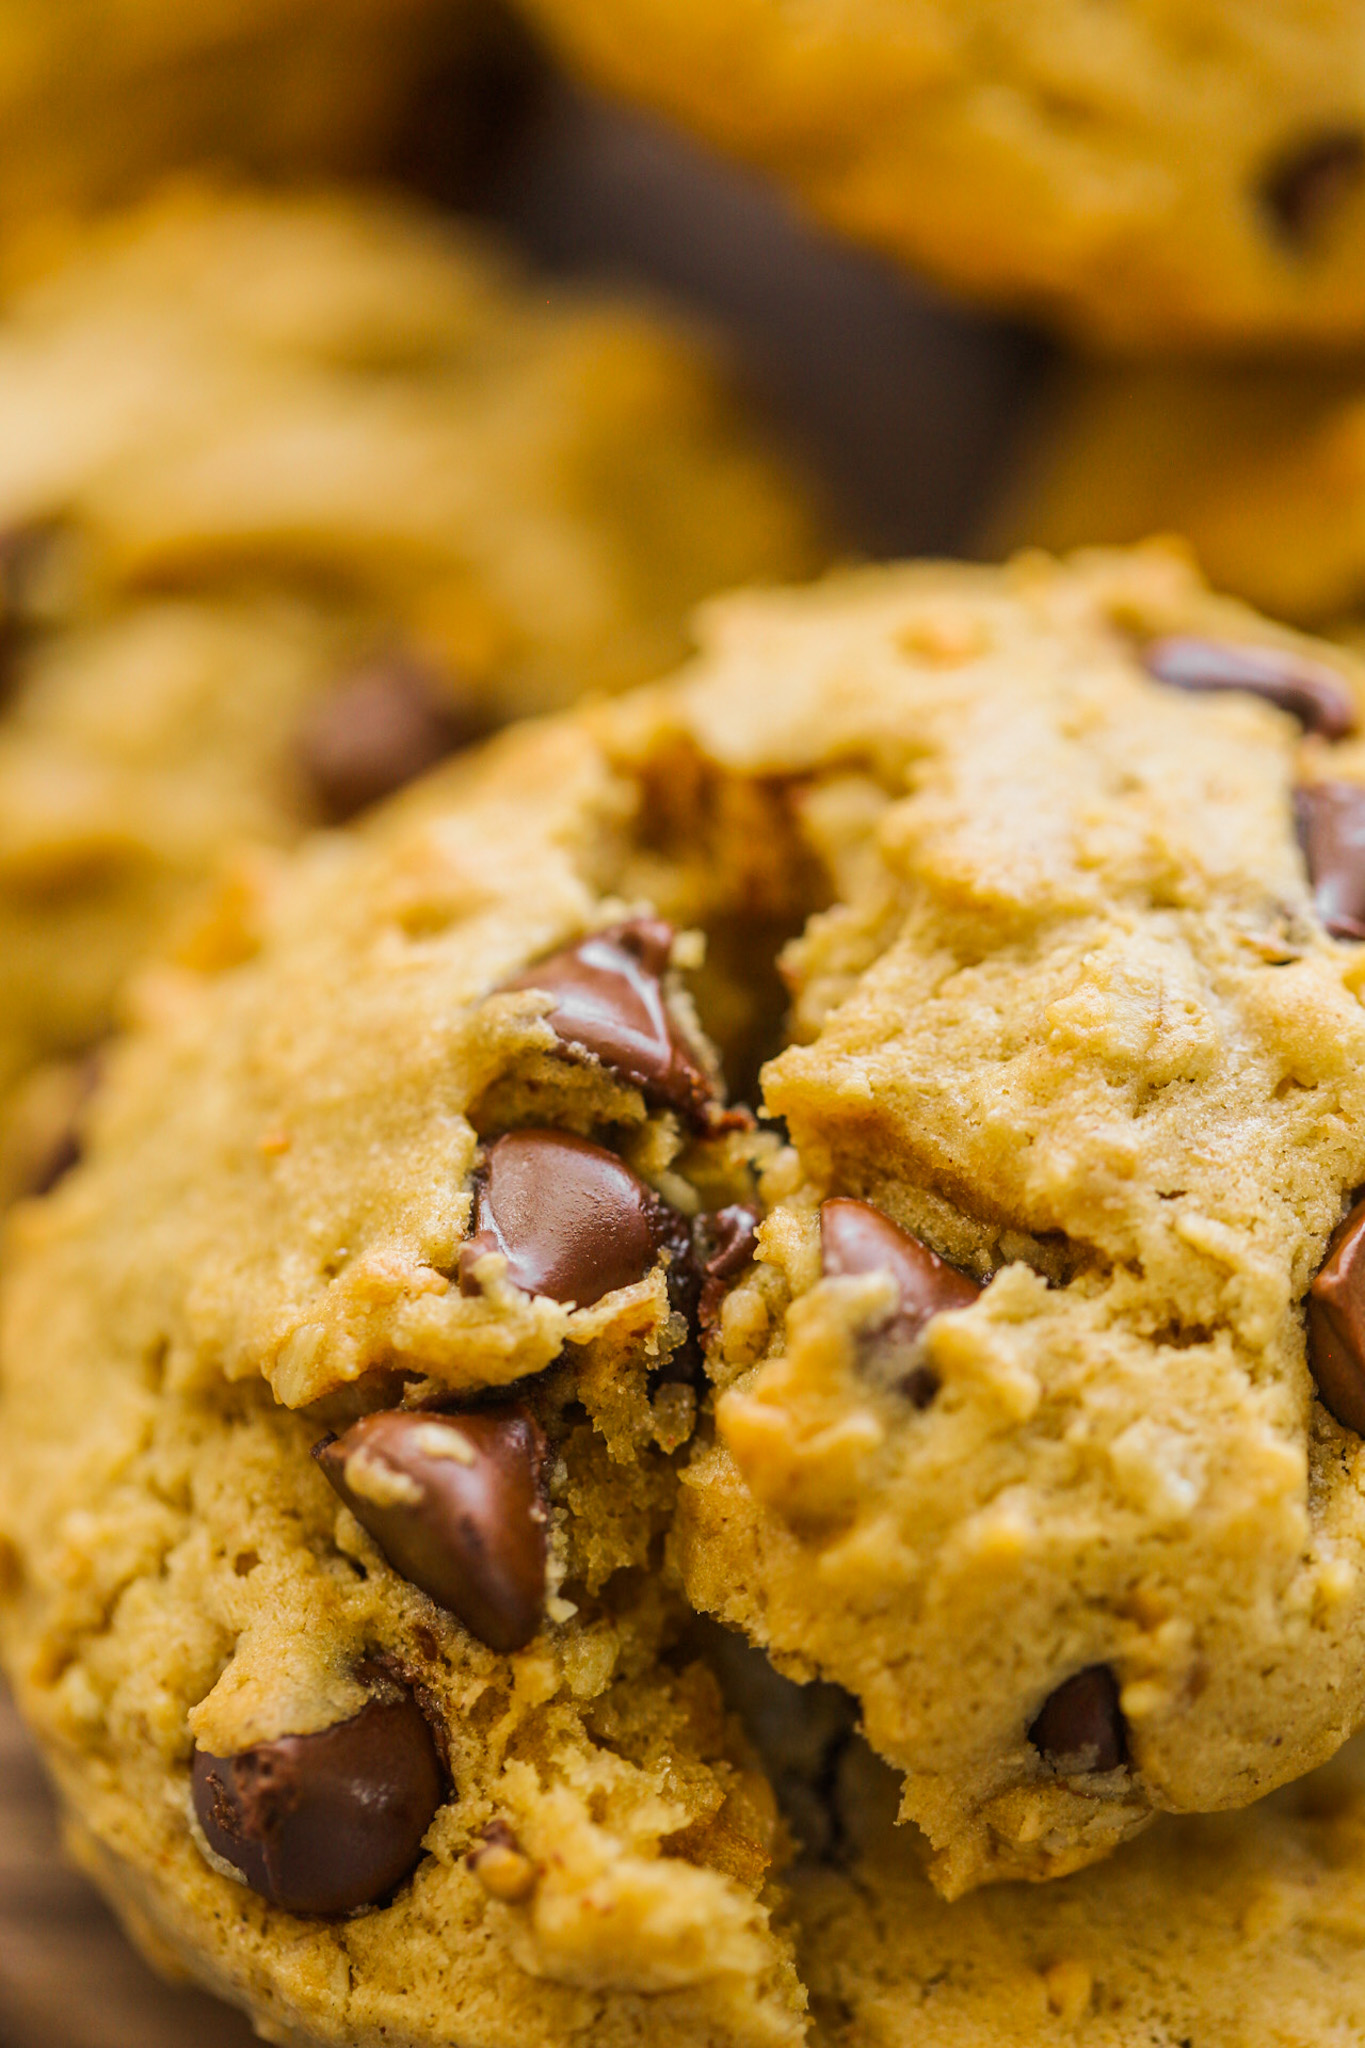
[10,548,1365,2048]
[0,0,496,232]
[663,548,1365,1892]
[0,182,822,1189]
[795,1725,1365,2045]
[0,720,811,2038]
[515,0,1365,349]
[989,361,1365,630]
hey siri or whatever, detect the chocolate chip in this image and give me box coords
[1142,637,1356,740]
[314,1406,549,1653]
[696,1204,762,1340]
[298,656,486,824]
[1308,1194,1365,1433]
[1029,1666,1127,1775]
[1262,129,1365,247]
[501,920,716,1125]
[820,1198,980,1406]
[191,1692,443,1914]
[458,1128,668,1306]
[1296,781,1365,939]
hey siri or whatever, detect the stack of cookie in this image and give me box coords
[5,8,1365,2048]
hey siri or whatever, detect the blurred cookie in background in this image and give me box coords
[480,75,1049,562]
[0,181,827,1193]
[512,0,1365,351]
[987,359,1365,633]
[0,0,540,232]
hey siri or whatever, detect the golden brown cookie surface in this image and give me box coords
[516,0,1365,350]
[797,1731,1365,2046]
[11,548,1365,2048]
[989,360,1365,629]
[0,0,490,229]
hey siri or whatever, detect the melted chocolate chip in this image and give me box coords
[1262,129,1365,247]
[191,1693,443,1914]
[1308,1195,1365,1434]
[502,920,715,1125]
[458,1128,669,1306]
[1029,1666,1127,1775]
[820,1198,980,1406]
[315,1406,549,1653]
[298,656,486,823]
[1296,781,1365,940]
[1141,637,1356,740]
[697,1204,762,1340]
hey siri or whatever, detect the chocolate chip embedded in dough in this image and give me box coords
[696,1203,762,1340]
[191,1693,443,1914]
[298,656,486,824]
[1029,1666,1127,1775]
[457,1128,665,1306]
[1262,129,1365,248]
[820,1197,980,1406]
[1141,636,1357,740]
[1296,781,1365,940]
[501,919,715,1124]
[1308,1195,1365,1434]
[314,1406,549,1653]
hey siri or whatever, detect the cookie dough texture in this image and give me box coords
[9,547,1365,2045]
[0,183,821,1174]
[515,0,1365,350]
[990,361,1365,630]
[672,549,1365,1893]
[0,0,485,231]
[798,1733,1365,2046]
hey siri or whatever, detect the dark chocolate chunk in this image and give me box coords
[696,1203,762,1340]
[1308,1194,1365,1434]
[1029,1666,1127,1775]
[458,1128,665,1306]
[191,1692,443,1914]
[1296,780,1365,940]
[1262,129,1365,247]
[298,656,486,824]
[502,919,715,1124]
[314,1406,549,1652]
[1141,636,1356,740]
[820,1198,980,1405]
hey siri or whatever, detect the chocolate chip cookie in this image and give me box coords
[10,546,1365,2046]
[796,1727,1365,2045]
[515,0,1365,349]
[665,546,1365,1892]
[0,182,823,1195]
[990,360,1365,630]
